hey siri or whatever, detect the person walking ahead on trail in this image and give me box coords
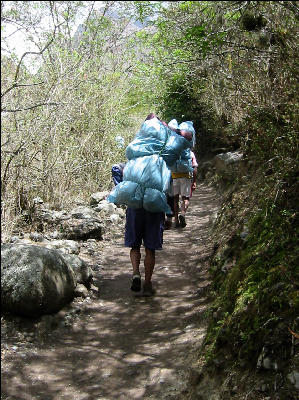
[172,147,198,229]
[125,113,193,297]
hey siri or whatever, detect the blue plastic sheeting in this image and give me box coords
[107,155,172,213]
[179,121,196,147]
[126,137,164,160]
[161,131,191,167]
[107,181,144,209]
[107,117,193,213]
[124,155,171,192]
[126,118,192,166]
[171,149,193,174]
[143,187,170,213]
[170,121,196,174]
[126,118,168,160]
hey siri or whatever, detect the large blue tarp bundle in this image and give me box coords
[170,121,196,174]
[125,118,192,166]
[107,117,193,213]
[179,121,196,147]
[171,148,193,174]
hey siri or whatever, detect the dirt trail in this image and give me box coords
[1,183,220,400]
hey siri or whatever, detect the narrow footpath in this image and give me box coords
[1,183,220,400]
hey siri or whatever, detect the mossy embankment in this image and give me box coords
[194,158,298,398]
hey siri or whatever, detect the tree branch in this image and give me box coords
[14,32,56,82]
[1,102,60,113]
[1,81,45,98]
[1,21,64,100]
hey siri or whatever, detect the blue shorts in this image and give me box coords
[125,208,165,250]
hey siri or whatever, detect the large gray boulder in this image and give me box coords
[90,191,110,206]
[70,206,99,219]
[213,151,244,181]
[59,217,103,240]
[1,243,76,317]
[62,253,93,288]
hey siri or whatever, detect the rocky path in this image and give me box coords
[1,183,220,400]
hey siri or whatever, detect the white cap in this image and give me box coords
[168,119,179,130]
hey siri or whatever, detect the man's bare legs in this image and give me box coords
[181,196,190,217]
[130,247,155,295]
[130,247,155,281]
[130,248,142,292]
[178,196,190,228]
[144,248,155,285]
[143,247,156,296]
[130,248,141,275]
[173,194,180,226]
[174,194,190,227]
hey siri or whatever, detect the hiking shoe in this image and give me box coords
[131,274,141,292]
[179,214,186,228]
[174,221,181,228]
[142,282,156,297]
